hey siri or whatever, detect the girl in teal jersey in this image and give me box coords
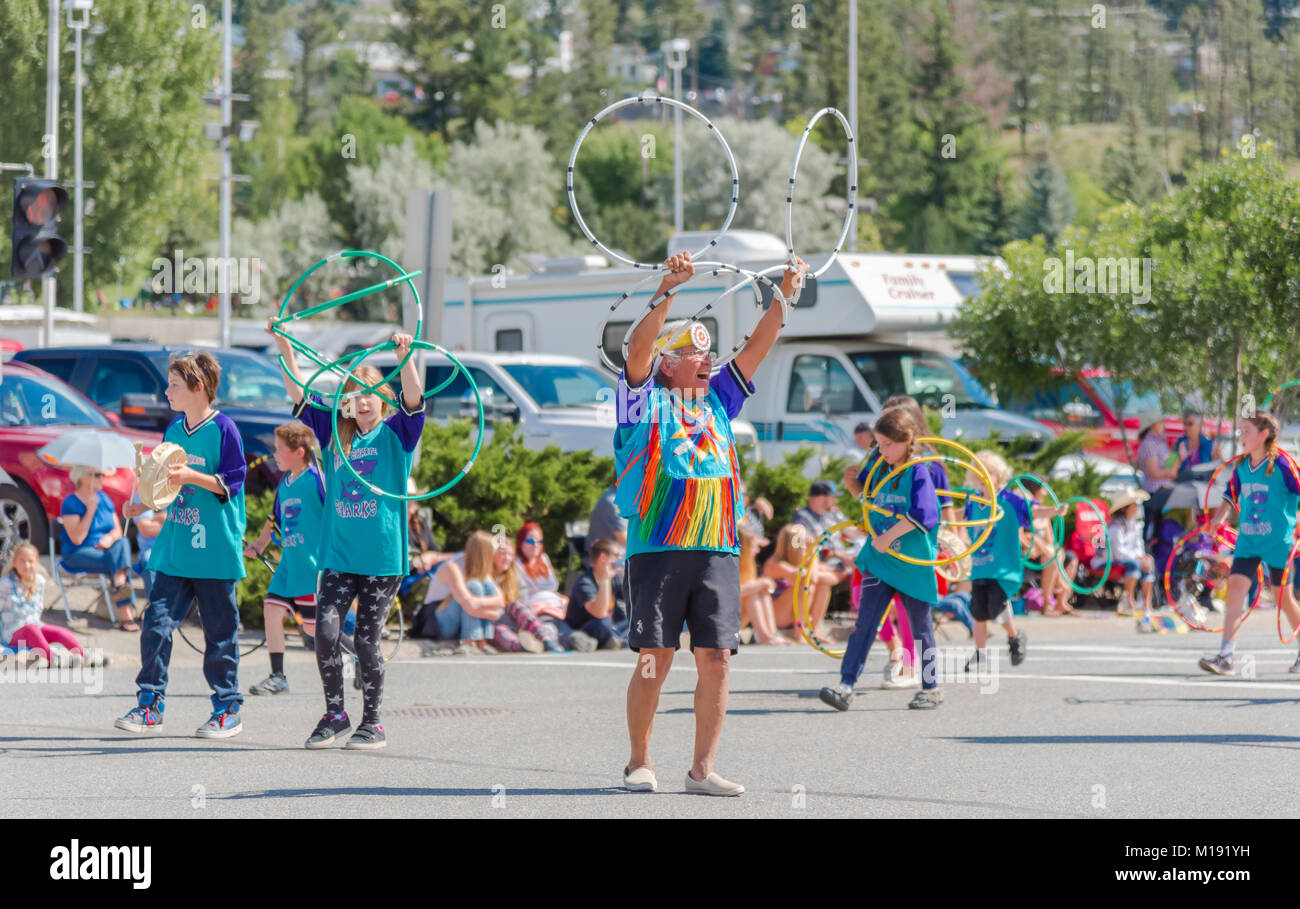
[1198,413,1300,676]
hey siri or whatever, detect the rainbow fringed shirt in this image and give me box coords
[614,365,751,557]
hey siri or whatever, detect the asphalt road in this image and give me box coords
[4,603,1299,818]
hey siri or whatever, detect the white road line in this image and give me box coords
[994,673,1300,692]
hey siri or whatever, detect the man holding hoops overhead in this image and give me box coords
[617,250,808,796]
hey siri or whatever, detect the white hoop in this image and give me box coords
[786,107,858,287]
[567,95,741,270]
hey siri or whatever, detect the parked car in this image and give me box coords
[0,360,162,554]
[996,368,1232,463]
[13,344,295,496]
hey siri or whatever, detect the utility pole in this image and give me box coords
[662,38,690,235]
[219,0,233,349]
[43,0,60,346]
[67,0,94,313]
[847,0,858,252]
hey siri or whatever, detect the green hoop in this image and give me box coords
[327,338,485,502]
[1063,495,1111,595]
[1010,473,1064,570]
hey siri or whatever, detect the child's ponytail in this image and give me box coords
[1244,413,1282,476]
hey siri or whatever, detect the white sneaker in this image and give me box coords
[623,766,658,792]
[684,771,745,797]
[1290,655,1300,675]
[882,669,921,689]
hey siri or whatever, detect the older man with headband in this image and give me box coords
[616,250,807,796]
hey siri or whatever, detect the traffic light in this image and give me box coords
[10,177,68,280]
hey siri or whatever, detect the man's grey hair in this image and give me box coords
[655,319,694,357]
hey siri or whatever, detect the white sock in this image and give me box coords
[1220,639,1236,658]
[837,682,853,697]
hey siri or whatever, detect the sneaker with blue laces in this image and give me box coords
[195,706,242,739]
[114,701,164,733]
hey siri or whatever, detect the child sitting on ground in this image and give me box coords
[1,543,93,667]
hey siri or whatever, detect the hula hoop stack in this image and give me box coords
[269,249,485,502]
[567,96,857,376]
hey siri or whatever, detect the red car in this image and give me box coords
[1001,368,1232,463]
[0,360,161,554]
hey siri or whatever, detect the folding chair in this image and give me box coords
[48,518,118,625]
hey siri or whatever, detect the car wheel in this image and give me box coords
[0,482,50,556]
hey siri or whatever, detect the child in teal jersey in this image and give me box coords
[245,421,325,695]
[115,351,248,739]
[1198,412,1300,676]
[962,450,1065,672]
[271,323,425,751]
[820,407,944,711]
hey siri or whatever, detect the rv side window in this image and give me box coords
[760,276,816,308]
[786,355,867,414]
[495,329,523,352]
[602,318,719,372]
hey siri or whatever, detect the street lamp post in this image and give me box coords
[42,0,59,346]
[67,0,94,314]
[662,38,690,235]
[847,0,857,253]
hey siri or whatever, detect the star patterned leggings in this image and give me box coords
[315,569,404,726]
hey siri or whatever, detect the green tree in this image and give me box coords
[0,0,217,307]
[1014,157,1076,247]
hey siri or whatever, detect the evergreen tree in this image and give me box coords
[1014,157,1076,247]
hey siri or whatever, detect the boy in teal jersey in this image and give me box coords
[245,421,325,695]
[820,408,944,712]
[116,351,248,739]
[271,324,424,751]
[963,450,1064,671]
[1199,413,1300,676]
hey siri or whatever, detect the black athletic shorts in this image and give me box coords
[1230,556,1286,587]
[969,578,1010,623]
[625,550,741,653]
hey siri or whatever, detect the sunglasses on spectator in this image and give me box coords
[92,472,106,479]
[524,537,543,545]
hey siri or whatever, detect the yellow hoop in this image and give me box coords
[859,437,1003,567]
[791,519,860,658]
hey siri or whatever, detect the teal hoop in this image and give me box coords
[1064,495,1111,595]
[271,250,423,409]
[327,339,485,502]
[1010,473,1064,570]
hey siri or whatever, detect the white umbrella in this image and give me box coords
[37,430,140,474]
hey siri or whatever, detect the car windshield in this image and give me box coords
[501,363,615,410]
[848,351,996,409]
[0,371,110,427]
[1088,375,1167,417]
[151,350,290,410]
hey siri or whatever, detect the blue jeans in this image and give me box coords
[135,571,242,711]
[936,591,974,633]
[436,579,497,641]
[61,538,131,584]
[841,574,938,690]
[571,615,623,646]
[1114,559,1154,584]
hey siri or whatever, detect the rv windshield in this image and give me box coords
[848,351,996,410]
[501,363,614,410]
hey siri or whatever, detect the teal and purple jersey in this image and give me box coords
[965,487,1033,598]
[855,461,939,604]
[147,411,247,580]
[293,393,425,577]
[857,449,949,500]
[1227,455,1300,569]
[268,464,326,598]
[614,362,751,558]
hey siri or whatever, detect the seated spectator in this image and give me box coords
[413,532,505,653]
[490,538,564,654]
[765,523,838,634]
[515,522,569,619]
[408,484,453,576]
[793,481,858,581]
[738,494,774,542]
[60,464,138,631]
[563,538,627,650]
[1095,489,1155,614]
[1025,485,1079,616]
[1,543,89,667]
[739,527,792,644]
[584,484,627,563]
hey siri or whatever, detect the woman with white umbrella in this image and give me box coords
[60,465,138,631]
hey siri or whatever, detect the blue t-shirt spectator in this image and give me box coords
[565,570,603,628]
[61,491,116,549]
